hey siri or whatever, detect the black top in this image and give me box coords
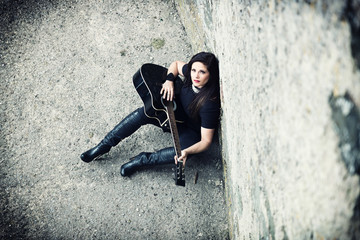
[175,64,220,132]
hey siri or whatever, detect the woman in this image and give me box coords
[80,52,220,177]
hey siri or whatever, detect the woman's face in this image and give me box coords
[191,61,210,89]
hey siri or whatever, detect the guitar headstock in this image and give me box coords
[175,161,185,187]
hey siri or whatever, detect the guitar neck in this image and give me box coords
[163,99,185,186]
[165,103,182,158]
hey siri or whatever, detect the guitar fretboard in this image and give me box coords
[165,102,182,157]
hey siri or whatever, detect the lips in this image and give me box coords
[194,80,200,83]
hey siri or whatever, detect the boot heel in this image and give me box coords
[120,153,146,177]
[80,143,111,163]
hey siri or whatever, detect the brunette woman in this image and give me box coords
[80,52,220,177]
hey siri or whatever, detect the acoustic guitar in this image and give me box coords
[133,63,185,186]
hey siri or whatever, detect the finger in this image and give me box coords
[168,90,172,101]
[168,89,173,101]
[170,90,174,101]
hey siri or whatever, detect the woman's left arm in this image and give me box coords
[175,127,215,166]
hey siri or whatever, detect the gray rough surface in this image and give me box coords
[0,0,228,239]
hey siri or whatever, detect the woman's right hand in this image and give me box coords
[160,80,174,101]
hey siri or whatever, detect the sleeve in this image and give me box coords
[199,100,220,129]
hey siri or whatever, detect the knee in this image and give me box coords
[134,107,149,124]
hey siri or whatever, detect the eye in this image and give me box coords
[191,68,196,72]
[200,70,206,74]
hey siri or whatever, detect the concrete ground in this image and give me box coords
[0,0,228,239]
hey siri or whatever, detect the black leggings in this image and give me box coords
[104,107,200,150]
[135,107,200,150]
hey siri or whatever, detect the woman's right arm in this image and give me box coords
[161,61,186,101]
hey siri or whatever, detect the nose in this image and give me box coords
[195,71,200,79]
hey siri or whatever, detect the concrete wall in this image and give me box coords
[175,0,360,239]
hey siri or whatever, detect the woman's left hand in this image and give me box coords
[175,150,188,166]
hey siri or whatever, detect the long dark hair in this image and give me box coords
[183,52,220,119]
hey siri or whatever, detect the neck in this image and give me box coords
[192,84,201,93]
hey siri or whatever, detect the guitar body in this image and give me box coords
[133,63,183,130]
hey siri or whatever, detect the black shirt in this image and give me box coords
[176,64,220,132]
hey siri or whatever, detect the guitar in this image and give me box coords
[133,63,185,186]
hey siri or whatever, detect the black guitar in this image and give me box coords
[133,63,185,186]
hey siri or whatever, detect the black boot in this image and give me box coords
[120,147,175,177]
[80,143,111,163]
[80,108,148,163]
